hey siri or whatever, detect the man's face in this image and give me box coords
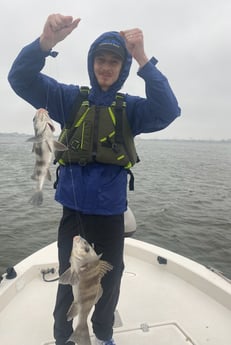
[93,51,123,91]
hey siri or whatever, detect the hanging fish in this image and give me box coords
[27,108,67,206]
[59,235,113,345]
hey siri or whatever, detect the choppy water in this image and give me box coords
[0,134,231,279]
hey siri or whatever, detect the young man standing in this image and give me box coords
[8,14,181,345]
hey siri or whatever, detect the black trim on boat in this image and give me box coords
[41,268,59,282]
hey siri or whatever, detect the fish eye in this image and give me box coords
[85,245,90,253]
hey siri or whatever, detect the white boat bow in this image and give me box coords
[0,238,231,345]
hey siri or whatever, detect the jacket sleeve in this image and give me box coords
[8,38,79,127]
[126,57,181,136]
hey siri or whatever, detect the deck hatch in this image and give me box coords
[113,321,197,345]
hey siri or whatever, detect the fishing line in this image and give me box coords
[45,79,50,111]
[47,52,87,240]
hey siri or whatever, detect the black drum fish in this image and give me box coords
[27,108,67,206]
[59,236,113,345]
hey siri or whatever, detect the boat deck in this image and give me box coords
[0,239,231,345]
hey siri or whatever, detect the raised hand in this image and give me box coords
[120,28,148,67]
[40,14,81,51]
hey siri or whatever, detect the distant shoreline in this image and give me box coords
[1,132,231,143]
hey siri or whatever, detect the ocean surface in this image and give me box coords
[0,133,231,279]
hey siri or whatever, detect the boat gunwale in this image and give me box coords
[1,238,231,313]
[125,238,231,310]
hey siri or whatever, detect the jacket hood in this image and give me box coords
[87,31,132,105]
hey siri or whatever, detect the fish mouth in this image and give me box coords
[74,236,81,242]
[73,236,90,253]
[47,122,55,132]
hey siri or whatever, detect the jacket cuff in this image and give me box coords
[33,38,59,58]
[137,57,158,75]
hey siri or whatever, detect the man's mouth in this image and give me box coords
[100,72,111,78]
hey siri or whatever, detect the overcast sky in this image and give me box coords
[1,0,231,140]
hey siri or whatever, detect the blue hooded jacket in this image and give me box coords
[8,31,181,215]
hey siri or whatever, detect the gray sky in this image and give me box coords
[1,0,231,140]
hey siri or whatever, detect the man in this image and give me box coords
[8,14,181,345]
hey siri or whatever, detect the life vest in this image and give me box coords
[55,87,139,169]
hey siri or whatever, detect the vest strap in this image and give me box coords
[66,86,89,129]
[114,94,124,144]
[127,169,134,191]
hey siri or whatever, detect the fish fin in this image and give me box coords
[59,268,79,285]
[46,169,52,181]
[31,144,36,153]
[31,173,38,181]
[27,136,37,143]
[67,302,78,321]
[68,324,91,345]
[27,136,44,143]
[29,191,43,206]
[53,140,68,151]
[98,260,113,278]
[95,285,103,304]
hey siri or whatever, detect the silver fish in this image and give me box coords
[59,236,113,345]
[27,108,67,206]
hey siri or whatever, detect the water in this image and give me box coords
[0,134,231,279]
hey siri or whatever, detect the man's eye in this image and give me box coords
[96,58,105,64]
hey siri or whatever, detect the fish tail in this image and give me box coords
[29,191,43,206]
[68,324,91,345]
